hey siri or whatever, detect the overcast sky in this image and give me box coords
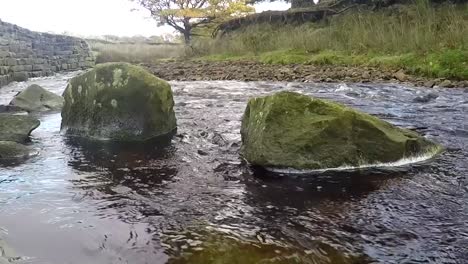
[0,0,290,37]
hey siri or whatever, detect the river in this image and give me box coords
[0,72,467,263]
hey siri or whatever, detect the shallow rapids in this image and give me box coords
[0,73,467,263]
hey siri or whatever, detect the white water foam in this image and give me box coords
[267,148,442,174]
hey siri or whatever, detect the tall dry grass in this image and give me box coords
[192,3,468,56]
[90,42,184,64]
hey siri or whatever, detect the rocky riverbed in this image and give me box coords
[145,60,468,88]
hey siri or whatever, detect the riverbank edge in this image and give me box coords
[144,59,468,88]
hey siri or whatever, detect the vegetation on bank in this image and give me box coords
[191,2,468,80]
[90,42,184,64]
[90,2,467,80]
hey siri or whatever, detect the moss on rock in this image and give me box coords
[61,63,177,141]
[10,84,64,112]
[241,91,442,170]
[0,141,31,160]
[0,113,40,142]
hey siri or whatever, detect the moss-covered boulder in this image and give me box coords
[9,84,64,112]
[241,91,442,170]
[61,63,177,141]
[0,141,32,160]
[0,114,40,142]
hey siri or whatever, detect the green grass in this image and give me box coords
[191,2,468,80]
[197,49,468,80]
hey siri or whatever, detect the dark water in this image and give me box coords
[0,74,467,264]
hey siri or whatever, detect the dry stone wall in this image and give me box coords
[0,19,94,87]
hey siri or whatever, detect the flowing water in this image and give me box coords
[0,73,467,264]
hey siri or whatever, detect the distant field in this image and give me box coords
[89,41,184,64]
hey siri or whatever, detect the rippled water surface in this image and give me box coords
[1,73,467,264]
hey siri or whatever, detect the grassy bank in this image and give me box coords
[192,2,468,80]
[90,42,184,64]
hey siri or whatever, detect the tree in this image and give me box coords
[132,0,255,44]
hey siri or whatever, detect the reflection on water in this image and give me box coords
[1,75,468,263]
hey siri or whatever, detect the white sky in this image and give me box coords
[0,0,290,37]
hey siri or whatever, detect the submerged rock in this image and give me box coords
[167,230,368,264]
[0,113,40,142]
[241,91,441,170]
[9,84,64,112]
[413,92,438,103]
[61,63,177,141]
[0,141,32,160]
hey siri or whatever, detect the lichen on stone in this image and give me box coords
[61,62,177,141]
[240,91,442,170]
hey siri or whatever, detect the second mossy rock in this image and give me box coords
[10,84,64,112]
[241,91,441,170]
[61,63,177,141]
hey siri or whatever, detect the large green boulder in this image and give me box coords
[61,63,177,141]
[9,84,64,112]
[241,91,442,170]
[0,114,40,142]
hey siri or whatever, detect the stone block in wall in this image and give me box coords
[0,66,8,75]
[0,75,10,86]
[34,58,45,64]
[12,72,28,82]
[30,71,42,78]
[24,65,33,71]
[10,65,24,72]
[32,64,45,71]
[6,58,16,66]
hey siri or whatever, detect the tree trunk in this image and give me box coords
[183,31,191,45]
[183,18,192,45]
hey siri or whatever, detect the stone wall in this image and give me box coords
[0,19,94,87]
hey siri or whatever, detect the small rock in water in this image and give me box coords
[424,80,436,88]
[211,133,227,146]
[438,80,453,88]
[197,149,209,156]
[9,84,64,112]
[413,92,438,103]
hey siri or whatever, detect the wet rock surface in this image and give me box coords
[0,73,468,263]
[0,113,39,162]
[9,84,64,112]
[0,113,40,142]
[241,91,441,170]
[145,60,468,88]
[61,63,177,141]
[0,141,32,160]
